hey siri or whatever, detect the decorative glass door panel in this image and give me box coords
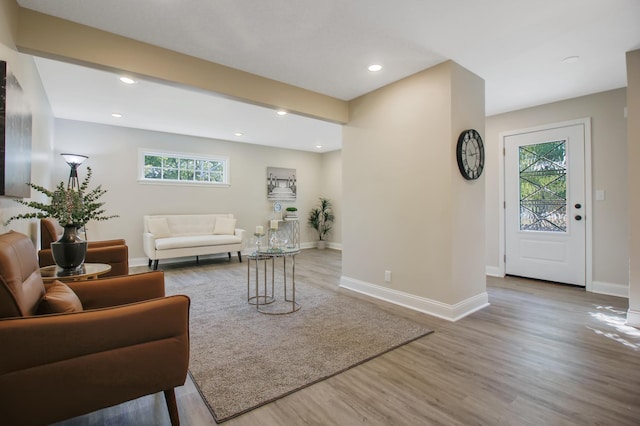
[518,140,567,232]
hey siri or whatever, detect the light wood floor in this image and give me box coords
[55,249,640,425]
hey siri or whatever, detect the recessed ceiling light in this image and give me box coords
[234,132,243,137]
[111,113,123,118]
[315,145,323,149]
[368,64,383,72]
[562,56,580,64]
[119,76,136,84]
[276,110,287,116]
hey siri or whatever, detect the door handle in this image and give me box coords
[574,203,582,209]
[575,215,582,221]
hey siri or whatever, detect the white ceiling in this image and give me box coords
[16,0,640,152]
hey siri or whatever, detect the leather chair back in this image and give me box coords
[41,218,62,248]
[0,231,45,318]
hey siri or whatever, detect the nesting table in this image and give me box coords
[247,248,300,314]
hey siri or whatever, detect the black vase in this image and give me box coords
[51,225,88,272]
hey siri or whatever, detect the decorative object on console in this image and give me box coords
[6,165,118,273]
[307,197,334,249]
[253,225,265,251]
[285,206,298,219]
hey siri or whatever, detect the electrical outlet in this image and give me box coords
[384,270,392,282]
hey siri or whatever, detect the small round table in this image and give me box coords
[247,248,300,315]
[40,263,112,283]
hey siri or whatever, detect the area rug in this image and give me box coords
[163,261,432,423]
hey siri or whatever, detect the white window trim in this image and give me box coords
[137,148,230,187]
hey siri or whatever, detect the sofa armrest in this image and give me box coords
[0,295,190,375]
[143,232,158,259]
[67,271,166,310]
[235,228,246,245]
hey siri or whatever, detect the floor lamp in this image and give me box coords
[61,153,88,190]
[61,153,88,238]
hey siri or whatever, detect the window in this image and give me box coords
[139,150,229,186]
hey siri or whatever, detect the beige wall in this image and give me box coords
[341,61,487,320]
[627,49,640,326]
[52,119,340,264]
[320,149,342,247]
[485,89,629,295]
[0,0,55,242]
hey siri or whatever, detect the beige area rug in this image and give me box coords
[163,255,433,423]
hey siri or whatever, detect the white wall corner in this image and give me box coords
[591,281,629,298]
[339,276,490,321]
[626,309,640,328]
[486,265,503,277]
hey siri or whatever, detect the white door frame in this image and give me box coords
[497,118,593,290]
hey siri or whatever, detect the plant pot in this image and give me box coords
[317,240,326,250]
[51,225,88,272]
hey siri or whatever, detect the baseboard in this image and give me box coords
[339,276,489,322]
[591,281,629,298]
[486,265,503,277]
[627,309,640,328]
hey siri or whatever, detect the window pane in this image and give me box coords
[519,140,567,232]
[144,165,162,179]
[163,157,178,168]
[145,155,162,167]
[141,152,227,185]
[164,168,179,180]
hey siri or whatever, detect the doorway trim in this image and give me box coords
[497,118,593,290]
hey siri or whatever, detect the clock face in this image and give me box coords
[273,202,282,212]
[456,129,485,180]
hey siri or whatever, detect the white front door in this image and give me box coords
[504,122,587,286]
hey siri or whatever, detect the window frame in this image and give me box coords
[138,148,230,187]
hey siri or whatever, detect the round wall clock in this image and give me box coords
[456,129,485,180]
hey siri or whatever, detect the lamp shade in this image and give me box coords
[61,153,88,166]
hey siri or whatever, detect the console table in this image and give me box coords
[247,248,300,315]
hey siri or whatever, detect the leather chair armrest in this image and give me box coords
[84,244,129,277]
[87,239,126,249]
[67,271,166,309]
[0,295,190,386]
[38,249,54,268]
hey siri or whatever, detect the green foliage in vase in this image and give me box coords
[307,197,334,241]
[6,167,118,227]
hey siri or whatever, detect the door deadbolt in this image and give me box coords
[575,215,582,221]
[574,203,582,209]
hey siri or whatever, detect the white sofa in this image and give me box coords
[143,214,245,270]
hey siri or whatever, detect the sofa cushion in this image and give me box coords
[148,217,171,238]
[37,280,84,314]
[166,216,217,236]
[213,217,237,235]
[155,235,242,250]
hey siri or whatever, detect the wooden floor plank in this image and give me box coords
[53,249,640,425]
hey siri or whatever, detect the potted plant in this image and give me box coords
[307,197,334,249]
[6,167,118,271]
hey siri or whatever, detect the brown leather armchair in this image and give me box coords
[0,231,190,426]
[39,218,129,277]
